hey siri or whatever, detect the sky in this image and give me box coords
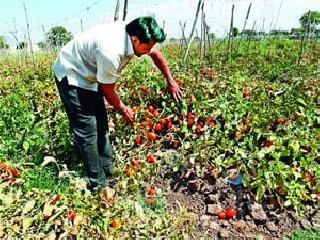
[0,0,319,45]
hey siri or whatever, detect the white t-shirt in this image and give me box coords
[53,21,135,91]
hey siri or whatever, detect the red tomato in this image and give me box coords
[147,105,154,113]
[134,136,143,145]
[195,126,202,135]
[187,118,195,126]
[217,211,227,219]
[154,123,162,132]
[243,90,250,98]
[111,219,120,228]
[205,116,216,127]
[147,132,157,141]
[147,187,156,195]
[226,207,236,218]
[10,167,19,178]
[167,121,173,129]
[146,153,156,163]
[263,140,273,147]
[276,117,288,124]
[159,118,167,126]
[146,197,156,204]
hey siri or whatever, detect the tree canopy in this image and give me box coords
[47,26,73,47]
[299,11,320,28]
[0,36,9,49]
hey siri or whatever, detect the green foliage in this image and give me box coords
[299,11,320,28]
[17,42,27,50]
[285,228,320,240]
[0,36,9,49]
[47,26,73,47]
[231,27,239,37]
[241,29,257,36]
[0,39,319,238]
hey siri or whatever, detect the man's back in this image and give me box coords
[53,21,134,91]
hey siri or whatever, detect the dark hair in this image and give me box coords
[125,16,166,43]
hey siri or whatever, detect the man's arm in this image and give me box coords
[148,48,182,101]
[100,83,134,124]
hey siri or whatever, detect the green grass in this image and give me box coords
[21,165,70,193]
[285,228,320,240]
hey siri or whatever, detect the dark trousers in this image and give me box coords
[55,76,113,189]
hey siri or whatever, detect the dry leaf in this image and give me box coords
[99,186,116,202]
[22,199,36,214]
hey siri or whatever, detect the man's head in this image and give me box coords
[126,16,166,56]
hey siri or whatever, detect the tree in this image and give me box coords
[241,29,257,36]
[0,36,9,49]
[231,27,239,37]
[37,42,47,50]
[299,11,320,29]
[47,26,73,47]
[208,33,215,40]
[17,42,27,50]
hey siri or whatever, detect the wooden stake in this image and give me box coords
[182,0,204,66]
[123,0,128,21]
[179,21,187,56]
[297,11,311,70]
[114,0,121,21]
[23,1,35,69]
[247,20,257,52]
[227,4,234,61]
[200,1,205,63]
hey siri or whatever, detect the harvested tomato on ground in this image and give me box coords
[146,197,156,204]
[217,211,227,219]
[134,136,143,145]
[111,218,121,228]
[147,187,156,195]
[226,207,237,218]
[147,132,157,141]
[146,153,156,163]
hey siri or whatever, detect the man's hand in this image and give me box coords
[100,83,135,125]
[120,106,135,125]
[167,81,182,102]
[149,49,182,102]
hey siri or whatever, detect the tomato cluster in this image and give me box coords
[133,104,216,149]
[217,207,237,219]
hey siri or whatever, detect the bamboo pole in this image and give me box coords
[200,1,205,63]
[242,3,252,36]
[206,24,211,50]
[11,18,22,66]
[297,11,311,70]
[235,2,251,56]
[23,1,35,69]
[247,20,257,52]
[227,4,234,61]
[114,0,121,21]
[123,0,128,21]
[182,0,204,66]
[179,21,187,56]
